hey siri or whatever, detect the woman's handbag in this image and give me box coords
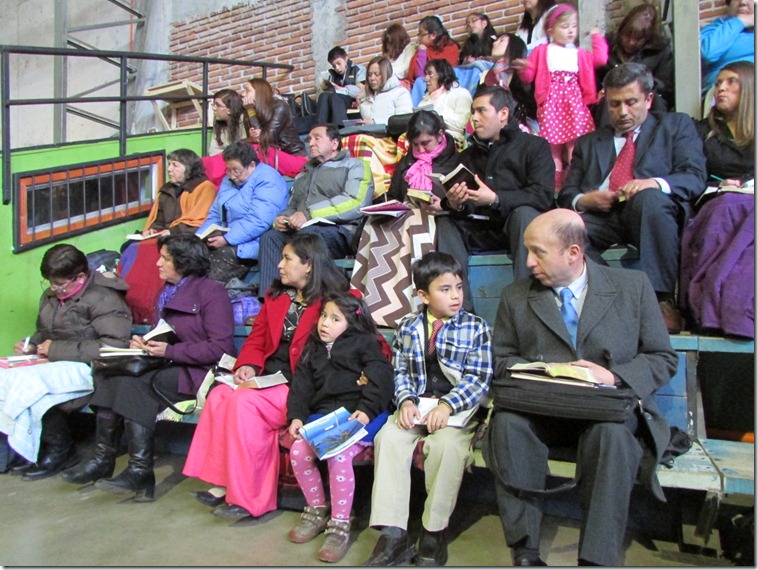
[91,355,167,378]
[91,355,196,416]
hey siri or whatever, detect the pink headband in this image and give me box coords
[545,4,575,31]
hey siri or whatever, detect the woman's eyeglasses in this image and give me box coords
[41,277,76,292]
[226,166,246,176]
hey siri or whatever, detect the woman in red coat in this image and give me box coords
[406,15,460,86]
[183,233,351,520]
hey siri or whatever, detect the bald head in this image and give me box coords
[523,209,587,287]
[529,209,588,252]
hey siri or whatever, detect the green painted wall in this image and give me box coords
[0,130,205,353]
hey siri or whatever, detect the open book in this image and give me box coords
[99,346,147,357]
[125,232,160,241]
[0,354,49,368]
[298,407,368,460]
[142,319,178,344]
[427,164,479,191]
[301,217,336,228]
[215,370,289,390]
[508,362,613,388]
[414,397,479,428]
[406,188,433,206]
[696,179,754,205]
[360,199,412,217]
[197,224,229,240]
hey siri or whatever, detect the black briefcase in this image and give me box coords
[491,377,639,423]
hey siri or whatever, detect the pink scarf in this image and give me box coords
[404,137,447,191]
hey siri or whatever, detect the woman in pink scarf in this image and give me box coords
[350,110,461,328]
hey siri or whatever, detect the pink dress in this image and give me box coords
[183,383,289,516]
[537,44,595,145]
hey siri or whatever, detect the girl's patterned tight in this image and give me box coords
[289,438,362,521]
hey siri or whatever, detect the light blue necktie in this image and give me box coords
[560,287,578,347]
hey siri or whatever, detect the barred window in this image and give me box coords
[14,152,164,252]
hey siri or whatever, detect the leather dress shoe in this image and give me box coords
[415,529,448,566]
[212,502,253,520]
[513,554,547,566]
[659,299,683,334]
[4,457,31,475]
[192,490,226,508]
[364,533,417,566]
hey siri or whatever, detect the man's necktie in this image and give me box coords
[609,132,636,193]
[560,287,578,348]
[428,319,444,355]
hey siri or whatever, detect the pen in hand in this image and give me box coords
[22,336,30,353]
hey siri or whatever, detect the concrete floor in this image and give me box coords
[1,445,736,568]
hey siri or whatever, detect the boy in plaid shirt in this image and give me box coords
[365,252,493,567]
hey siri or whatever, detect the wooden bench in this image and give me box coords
[124,249,752,553]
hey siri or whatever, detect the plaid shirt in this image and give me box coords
[391,309,493,414]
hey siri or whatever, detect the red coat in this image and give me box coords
[235,288,391,375]
[407,42,460,84]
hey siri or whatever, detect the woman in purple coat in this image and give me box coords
[61,234,236,499]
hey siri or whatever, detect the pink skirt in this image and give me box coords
[183,383,289,516]
[537,70,595,145]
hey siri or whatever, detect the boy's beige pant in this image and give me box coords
[369,409,476,532]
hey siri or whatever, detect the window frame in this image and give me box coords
[13,151,165,253]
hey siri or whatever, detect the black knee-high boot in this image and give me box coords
[94,419,155,501]
[60,409,123,484]
[23,407,79,481]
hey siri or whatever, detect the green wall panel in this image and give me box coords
[0,130,204,353]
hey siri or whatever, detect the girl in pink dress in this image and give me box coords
[513,4,608,189]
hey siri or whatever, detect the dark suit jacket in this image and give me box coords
[492,260,678,499]
[558,112,707,221]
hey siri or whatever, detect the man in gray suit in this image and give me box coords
[487,209,678,566]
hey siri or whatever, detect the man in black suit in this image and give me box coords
[438,85,554,311]
[487,208,678,566]
[558,63,707,332]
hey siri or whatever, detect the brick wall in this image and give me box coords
[168,0,732,126]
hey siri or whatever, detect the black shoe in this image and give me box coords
[23,446,79,481]
[60,409,121,485]
[23,406,78,481]
[94,419,155,501]
[193,490,226,508]
[4,456,31,475]
[415,528,448,566]
[60,457,115,485]
[211,502,253,520]
[364,532,417,566]
[513,554,547,566]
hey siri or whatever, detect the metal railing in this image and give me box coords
[0,45,294,204]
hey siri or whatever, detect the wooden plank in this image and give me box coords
[697,336,755,354]
[700,438,755,496]
[472,441,722,493]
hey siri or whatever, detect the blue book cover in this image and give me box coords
[299,406,368,460]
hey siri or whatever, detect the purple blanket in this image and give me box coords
[679,193,755,338]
